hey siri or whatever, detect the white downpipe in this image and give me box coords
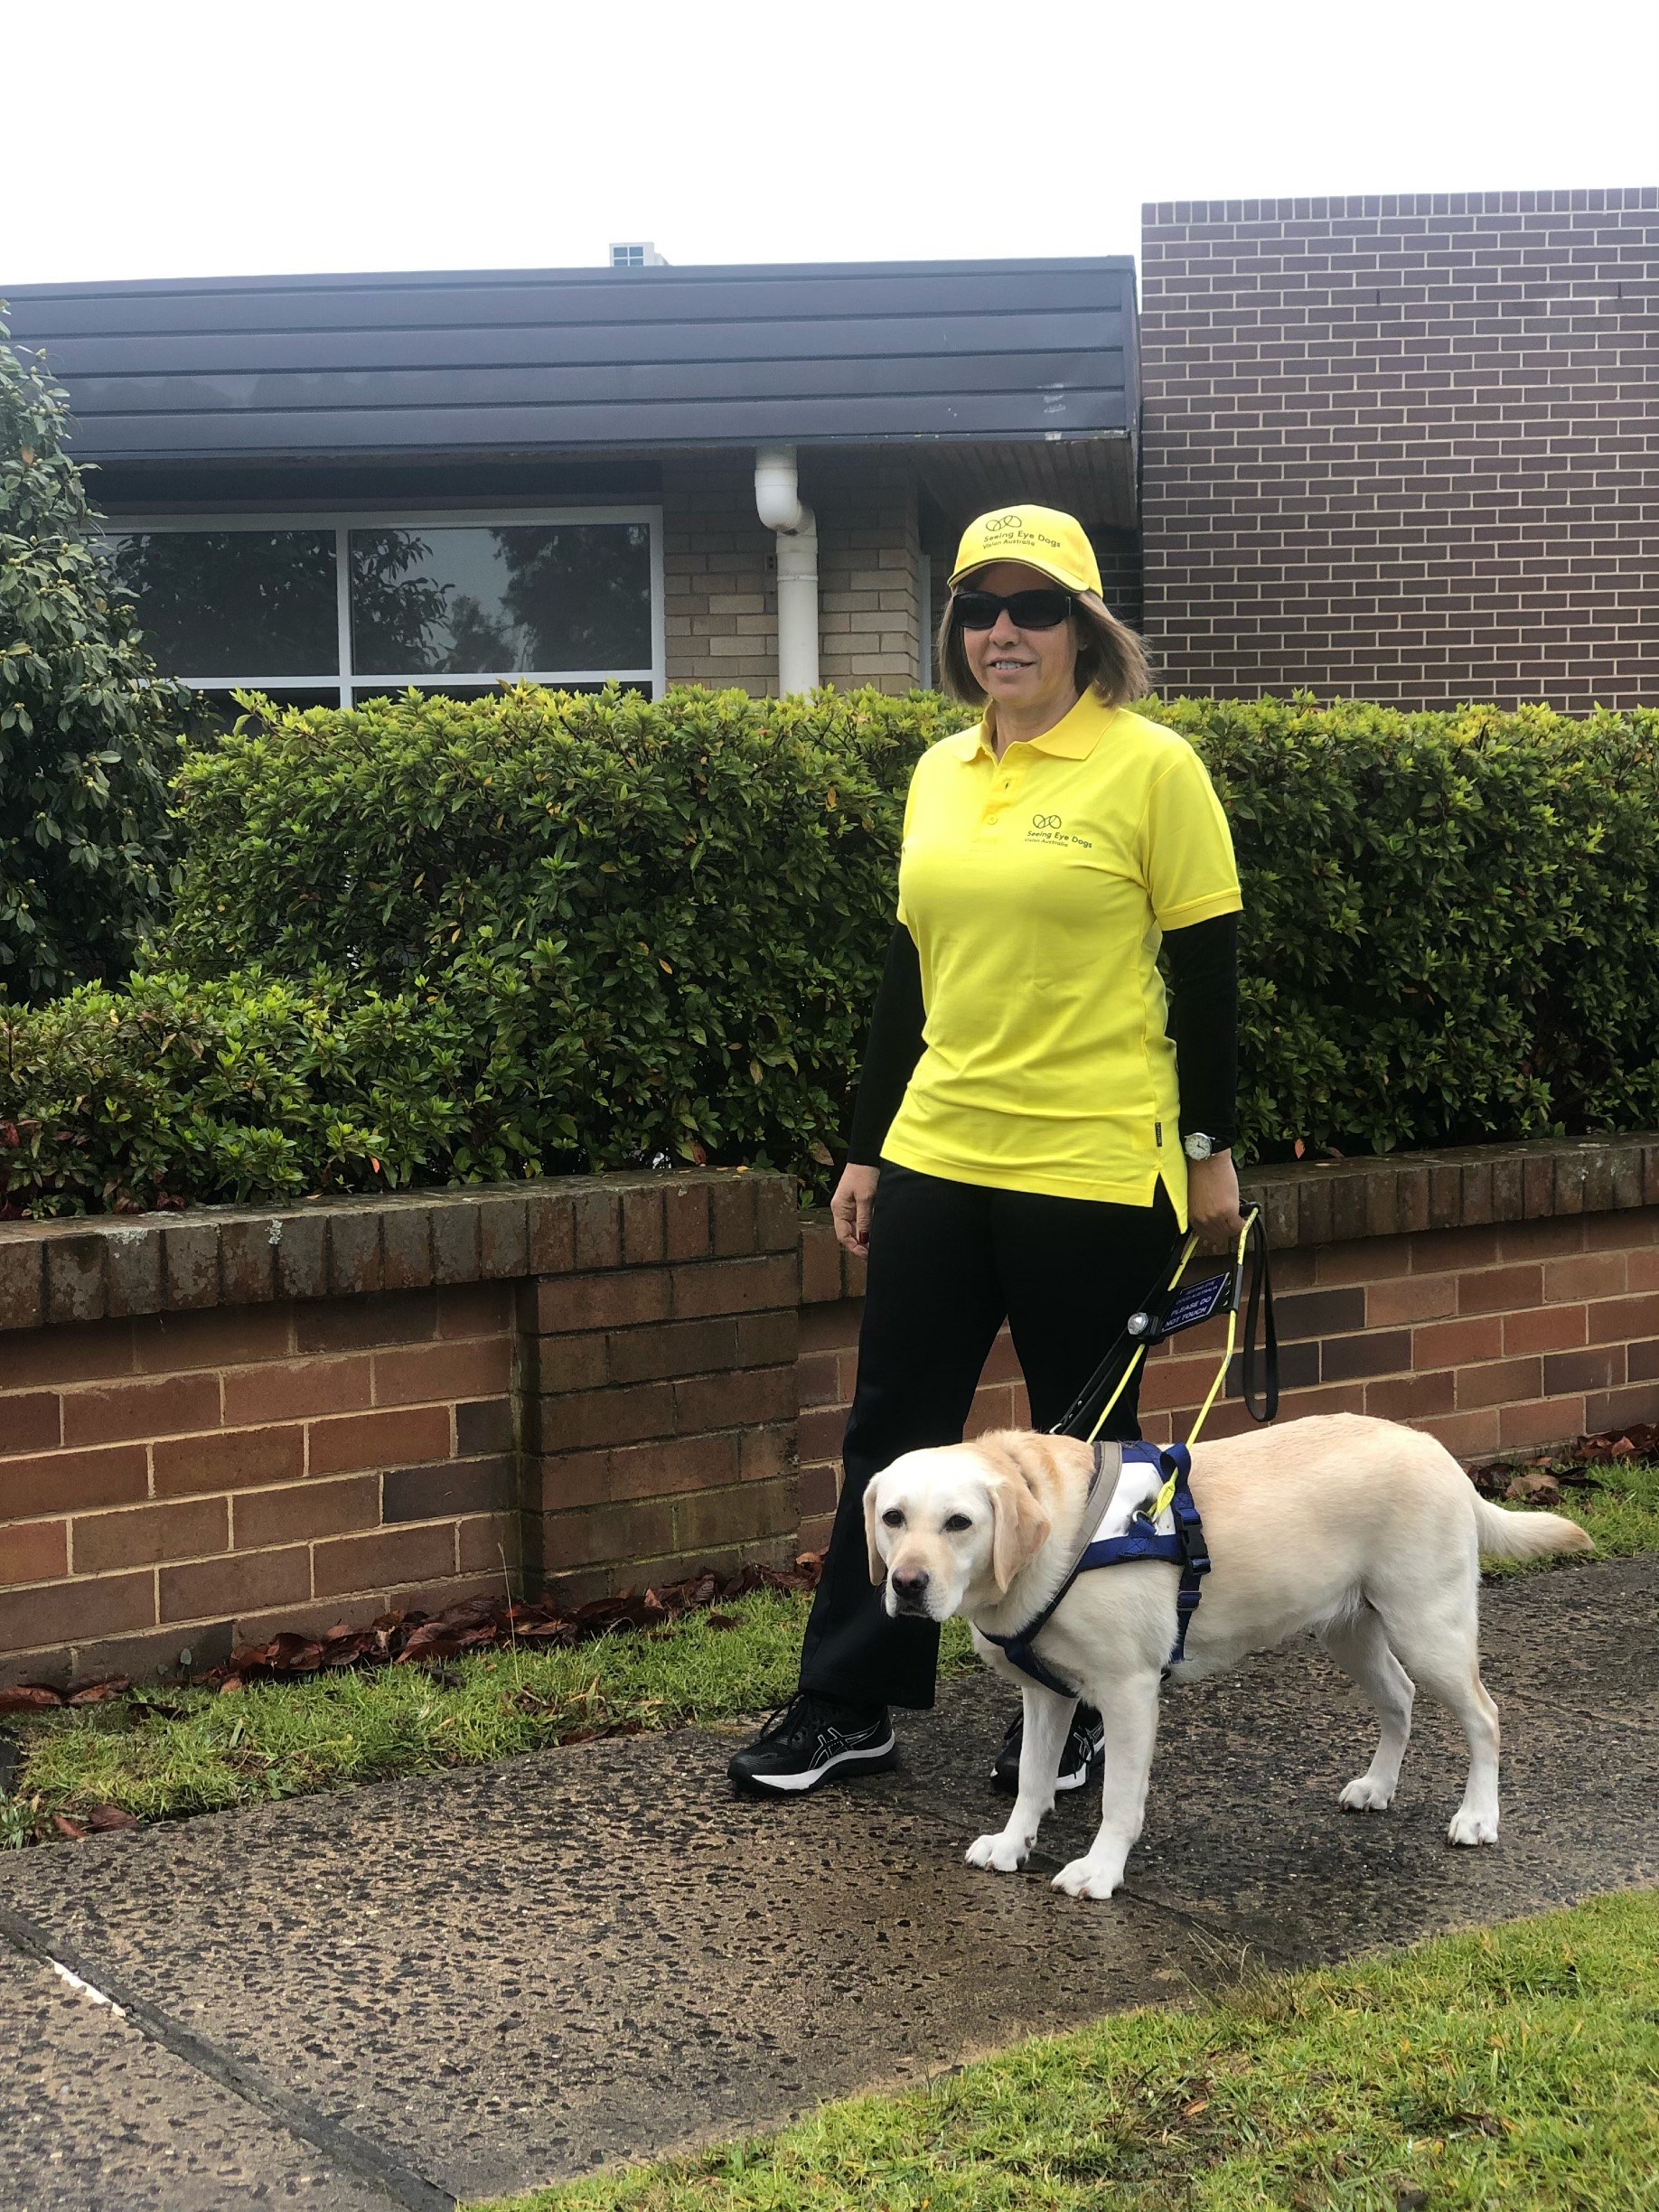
[755,444,819,695]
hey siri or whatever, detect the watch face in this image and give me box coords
[1184,1134,1214,1161]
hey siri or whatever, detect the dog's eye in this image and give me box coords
[942,1514,973,1532]
[881,1508,904,1528]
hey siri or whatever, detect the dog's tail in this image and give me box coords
[1470,1491,1595,1562]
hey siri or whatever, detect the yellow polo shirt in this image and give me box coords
[882,692,1242,1223]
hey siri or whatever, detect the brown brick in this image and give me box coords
[533,1383,674,1453]
[1582,1211,1659,1251]
[1457,1263,1543,1316]
[232,1476,380,1551]
[1314,1237,1411,1286]
[104,1225,164,1318]
[799,1462,839,1518]
[534,1271,672,1334]
[620,1185,667,1267]
[1413,1315,1504,1370]
[295,1290,437,1354]
[62,1372,220,1448]
[327,1210,382,1298]
[1418,1408,1501,1460]
[134,1306,291,1375]
[1496,1214,1585,1261]
[0,1319,135,1390]
[798,1224,843,1305]
[0,1441,147,1519]
[0,1392,61,1456]
[383,1456,515,1523]
[673,1476,795,1556]
[1543,1346,1625,1396]
[1504,1304,1589,1356]
[456,1398,514,1455]
[223,1354,373,1428]
[1628,1338,1659,1383]
[1585,1382,1659,1434]
[0,1241,44,1333]
[372,1336,511,1408]
[73,1496,229,1575]
[1543,1251,1628,1303]
[741,1423,792,1484]
[161,1545,311,1624]
[0,1570,154,1654]
[457,1512,520,1576]
[46,1235,108,1326]
[526,1187,576,1277]
[437,1281,515,1339]
[708,1176,759,1257]
[154,1424,305,1497]
[309,1405,452,1476]
[796,1403,849,1466]
[1586,1291,1659,1347]
[219,1218,278,1307]
[670,1253,795,1320]
[537,1497,675,1572]
[674,1364,793,1435]
[736,1308,798,1368]
[795,1350,841,1409]
[662,1182,712,1263]
[1320,1329,1413,1382]
[1273,1287,1366,1341]
[1409,1227,1502,1275]
[527,1448,613,1513]
[431,1199,483,1285]
[755,1176,801,1254]
[1364,1273,1459,1327]
[1498,1396,1586,1452]
[1457,1355,1542,1411]
[380,1204,436,1292]
[0,1517,69,1586]
[571,1188,622,1271]
[273,1213,327,1301]
[477,1197,530,1280]
[604,1317,736,1385]
[797,1298,859,1354]
[530,1334,609,1395]
[1634,1251,1659,1294]
[1364,1372,1456,1421]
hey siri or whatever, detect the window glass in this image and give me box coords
[107,531,337,678]
[349,524,651,675]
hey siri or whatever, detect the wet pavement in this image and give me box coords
[1,1555,1654,2210]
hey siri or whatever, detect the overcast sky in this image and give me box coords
[3,0,1654,287]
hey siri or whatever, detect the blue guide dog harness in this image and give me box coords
[979,1209,1279,1693]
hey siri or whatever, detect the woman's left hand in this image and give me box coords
[1187,1150,1244,1246]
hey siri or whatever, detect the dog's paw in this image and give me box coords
[966,1830,1030,1873]
[1339,1776,1395,1814]
[1447,1806,1499,1847]
[1051,1854,1123,1900]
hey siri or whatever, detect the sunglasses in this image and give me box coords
[951,586,1076,632]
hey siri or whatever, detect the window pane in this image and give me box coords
[349,524,652,675]
[107,531,337,678]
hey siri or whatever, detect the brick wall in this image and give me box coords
[661,453,924,695]
[1139,189,1659,708]
[5,1140,1656,1687]
[795,1139,1659,1552]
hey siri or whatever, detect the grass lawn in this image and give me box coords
[4,1458,1655,1846]
[473,1888,1659,2212]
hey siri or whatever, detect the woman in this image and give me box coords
[730,504,1244,1798]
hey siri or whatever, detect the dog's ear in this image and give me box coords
[863,1479,886,1586]
[989,1468,1052,1593]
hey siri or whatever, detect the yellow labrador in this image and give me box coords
[864,1412,1593,1900]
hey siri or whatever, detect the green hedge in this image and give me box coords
[2,685,1656,1218]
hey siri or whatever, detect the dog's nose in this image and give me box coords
[889,1567,930,1608]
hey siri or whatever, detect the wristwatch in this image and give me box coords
[1182,1132,1216,1161]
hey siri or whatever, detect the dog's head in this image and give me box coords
[864,1430,1067,1623]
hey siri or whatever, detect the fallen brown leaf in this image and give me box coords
[0,1684,66,1713]
[85,1804,141,1831]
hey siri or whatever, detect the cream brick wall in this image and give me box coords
[661,453,923,696]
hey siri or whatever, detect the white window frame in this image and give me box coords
[104,505,668,701]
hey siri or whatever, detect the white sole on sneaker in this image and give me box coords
[742,1733,896,1792]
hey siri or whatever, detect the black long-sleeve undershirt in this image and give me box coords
[844,912,1240,1168]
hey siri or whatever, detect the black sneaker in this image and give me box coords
[990,1704,1104,1795]
[727,1693,897,1797]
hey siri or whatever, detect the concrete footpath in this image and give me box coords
[1,1556,1654,2212]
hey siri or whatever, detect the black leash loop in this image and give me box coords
[1237,1207,1279,1422]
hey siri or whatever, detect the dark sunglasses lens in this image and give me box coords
[1007,590,1072,629]
[952,591,1001,629]
[952,588,1073,630]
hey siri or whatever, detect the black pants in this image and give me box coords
[797,1162,1180,1712]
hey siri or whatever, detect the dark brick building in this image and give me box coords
[1139,188,1657,709]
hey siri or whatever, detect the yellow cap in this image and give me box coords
[948,504,1101,596]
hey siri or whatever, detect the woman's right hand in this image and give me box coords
[830,1163,881,1256]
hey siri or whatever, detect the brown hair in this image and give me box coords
[935,585,1151,709]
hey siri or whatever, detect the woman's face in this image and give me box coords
[957,560,1080,722]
